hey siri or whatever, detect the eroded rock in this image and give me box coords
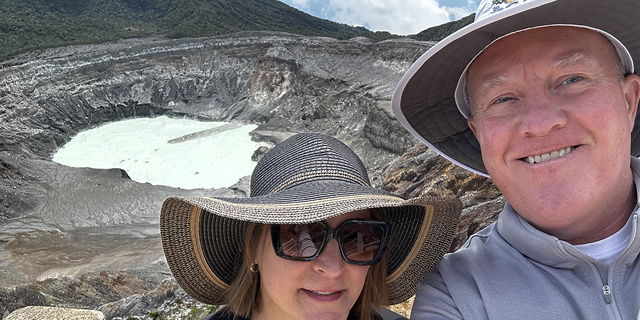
[377,144,504,251]
[0,285,48,319]
[98,279,216,320]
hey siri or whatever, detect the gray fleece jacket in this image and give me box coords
[411,158,640,320]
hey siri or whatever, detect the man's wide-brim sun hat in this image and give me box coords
[161,132,462,305]
[392,0,640,177]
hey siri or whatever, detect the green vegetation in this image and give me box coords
[206,305,218,314]
[0,0,397,61]
[186,306,207,319]
[413,13,475,42]
[148,310,159,319]
[0,0,474,62]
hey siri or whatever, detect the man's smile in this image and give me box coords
[521,146,577,164]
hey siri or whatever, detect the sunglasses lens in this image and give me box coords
[342,222,384,262]
[277,220,387,264]
[279,222,326,258]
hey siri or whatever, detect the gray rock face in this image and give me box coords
[0,31,438,319]
[97,279,214,320]
[376,144,504,251]
[0,32,427,164]
[0,285,48,319]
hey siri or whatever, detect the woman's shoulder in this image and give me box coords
[376,308,408,320]
[201,308,250,320]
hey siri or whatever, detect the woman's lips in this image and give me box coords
[301,289,343,302]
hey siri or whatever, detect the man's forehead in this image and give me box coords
[476,50,601,79]
[477,27,608,63]
[469,28,615,83]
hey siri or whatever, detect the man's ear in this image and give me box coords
[468,117,479,138]
[623,73,640,129]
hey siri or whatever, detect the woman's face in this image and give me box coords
[253,210,371,320]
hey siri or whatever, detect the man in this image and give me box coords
[392,0,640,319]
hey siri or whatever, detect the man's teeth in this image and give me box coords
[311,290,336,295]
[525,147,575,164]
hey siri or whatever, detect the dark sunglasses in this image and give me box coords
[271,219,391,266]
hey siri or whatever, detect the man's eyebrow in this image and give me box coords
[475,74,509,99]
[552,51,599,69]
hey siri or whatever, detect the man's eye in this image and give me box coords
[493,96,513,104]
[562,76,584,85]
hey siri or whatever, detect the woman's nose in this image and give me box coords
[312,239,346,278]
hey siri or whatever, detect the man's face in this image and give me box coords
[467,26,640,241]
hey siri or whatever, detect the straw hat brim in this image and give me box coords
[160,180,461,305]
[392,0,640,176]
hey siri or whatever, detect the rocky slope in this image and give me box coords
[377,144,503,251]
[0,32,502,319]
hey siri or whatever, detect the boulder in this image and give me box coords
[251,146,270,162]
[5,306,103,320]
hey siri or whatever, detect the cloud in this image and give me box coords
[289,0,311,7]
[279,0,477,35]
[444,0,476,21]
[322,0,451,35]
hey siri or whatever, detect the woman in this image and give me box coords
[160,133,461,320]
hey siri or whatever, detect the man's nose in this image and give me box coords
[313,239,346,278]
[516,91,568,137]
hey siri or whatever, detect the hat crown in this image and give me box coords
[476,0,530,20]
[250,133,371,197]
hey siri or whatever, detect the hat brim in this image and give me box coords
[392,0,640,176]
[160,180,461,305]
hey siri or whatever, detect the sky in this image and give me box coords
[278,0,479,35]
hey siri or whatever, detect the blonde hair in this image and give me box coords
[224,210,390,320]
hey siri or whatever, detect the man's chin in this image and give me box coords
[508,191,599,232]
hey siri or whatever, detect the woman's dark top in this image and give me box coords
[201,307,399,320]
[201,308,248,320]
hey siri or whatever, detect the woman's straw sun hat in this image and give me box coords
[161,132,461,305]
